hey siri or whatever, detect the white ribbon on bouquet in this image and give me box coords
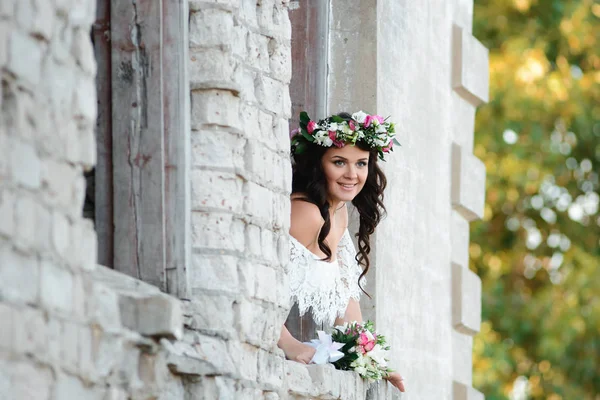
[304,330,345,365]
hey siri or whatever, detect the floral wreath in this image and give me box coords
[290,111,400,161]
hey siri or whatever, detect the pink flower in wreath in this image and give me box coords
[382,140,393,153]
[349,120,356,131]
[374,115,384,124]
[307,120,317,134]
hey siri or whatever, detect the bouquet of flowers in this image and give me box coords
[307,321,393,382]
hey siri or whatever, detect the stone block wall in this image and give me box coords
[185,0,293,396]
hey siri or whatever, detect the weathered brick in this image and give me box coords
[43,57,75,117]
[52,210,71,259]
[60,321,80,374]
[71,28,96,76]
[13,307,46,356]
[50,17,73,63]
[191,89,241,130]
[184,294,236,338]
[86,282,122,331]
[78,123,96,169]
[254,74,288,115]
[0,190,15,238]
[191,212,245,251]
[9,138,41,189]
[236,299,279,348]
[268,38,292,83]
[45,317,63,365]
[0,303,14,352]
[284,360,314,396]
[11,362,53,400]
[238,262,276,302]
[245,141,278,188]
[189,48,238,90]
[67,219,97,270]
[240,0,258,28]
[30,0,55,40]
[40,260,74,314]
[246,32,270,72]
[0,246,39,304]
[232,66,256,101]
[73,73,97,122]
[190,253,240,294]
[189,8,234,49]
[191,170,244,213]
[0,22,9,68]
[119,294,183,340]
[78,325,96,381]
[191,129,246,170]
[228,340,258,381]
[244,223,262,257]
[272,117,292,154]
[53,372,104,400]
[272,193,291,232]
[0,0,14,18]
[68,0,95,27]
[243,181,273,226]
[94,332,124,380]
[258,349,284,388]
[189,0,239,11]
[7,29,44,85]
[184,376,236,400]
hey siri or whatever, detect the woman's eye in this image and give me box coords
[334,160,345,166]
[357,161,367,167]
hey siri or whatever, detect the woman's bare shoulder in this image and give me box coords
[290,197,324,247]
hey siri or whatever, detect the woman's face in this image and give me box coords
[322,145,370,203]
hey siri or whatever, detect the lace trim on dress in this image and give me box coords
[286,229,364,326]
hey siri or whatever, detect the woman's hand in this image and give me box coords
[278,326,316,364]
[289,342,317,364]
[385,371,405,392]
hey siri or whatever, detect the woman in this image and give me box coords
[278,111,405,392]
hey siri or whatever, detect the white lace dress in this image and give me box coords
[286,229,365,327]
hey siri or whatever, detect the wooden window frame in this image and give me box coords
[285,0,330,342]
[92,0,190,297]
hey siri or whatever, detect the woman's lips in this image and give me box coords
[338,183,357,191]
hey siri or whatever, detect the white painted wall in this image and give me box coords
[329,1,488,399]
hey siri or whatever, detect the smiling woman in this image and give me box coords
[279,111,405,392]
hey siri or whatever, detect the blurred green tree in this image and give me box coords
[471,0,600,399]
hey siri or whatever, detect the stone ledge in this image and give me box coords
[453,381,484,400]
[284,361,396,399]
[91,265,183,340]
[452,263,482,336]
[452,24,489,106]
[451,142,486,222]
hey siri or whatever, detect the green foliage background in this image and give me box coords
[471,0,599,399]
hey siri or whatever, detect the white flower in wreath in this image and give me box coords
[352,110,368,123]
[328,122,339,131]
[375,124,387,133]
[314,131,333,147]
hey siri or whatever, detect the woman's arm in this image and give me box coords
[335,298,363,325]
[277,325,316,364]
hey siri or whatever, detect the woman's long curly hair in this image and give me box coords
[291,113,387,295]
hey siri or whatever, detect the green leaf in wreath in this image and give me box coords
[301,129,314,142]
[299,111,310,125]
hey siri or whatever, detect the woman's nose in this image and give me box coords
[344,165,358,179]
